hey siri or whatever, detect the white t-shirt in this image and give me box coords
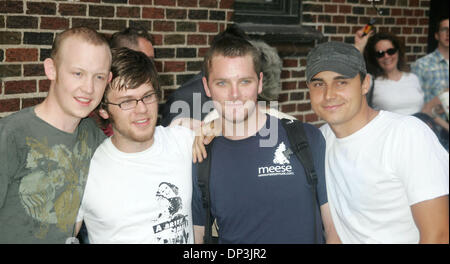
[77,125,195,244]
[320,111,449,244]
[372,73,424,115]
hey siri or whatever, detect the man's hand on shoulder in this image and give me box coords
[192,119,221,163]
[170,117,202,130]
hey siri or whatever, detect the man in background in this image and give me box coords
[412,17,449,150]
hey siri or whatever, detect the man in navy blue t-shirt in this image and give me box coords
[191,35,340,244]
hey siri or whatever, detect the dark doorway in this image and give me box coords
[427,0,449,53]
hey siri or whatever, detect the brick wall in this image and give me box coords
[279,0,430,124]
[0,0,431,125]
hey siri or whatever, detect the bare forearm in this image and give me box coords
[419,231,449,244]
[433,116,449,132]
[412,196,449,244]
[194,225,205,244]
[321,203,341,244]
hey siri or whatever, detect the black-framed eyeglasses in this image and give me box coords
[103,92,159,110]
[375,48,398,58]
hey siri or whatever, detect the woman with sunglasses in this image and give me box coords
[357,31,425,115]
[355,28,448,149]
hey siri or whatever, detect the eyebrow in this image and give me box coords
[114,90,155,101]
[71,66,110,75]
[212,76,257,82]
[310,75,352,82]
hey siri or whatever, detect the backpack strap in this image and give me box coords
[281,119,318,186]
[198,120,321,243]
[196,141,215,244]
[281,118,320,243]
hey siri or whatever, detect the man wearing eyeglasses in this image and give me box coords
[75,48,195,244]
[90,26,156,137]
[412,17,449,150]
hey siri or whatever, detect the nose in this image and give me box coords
[134,99,149,113]
[81,77,94,94]
[325,85,337,101]
[230,83,240,100]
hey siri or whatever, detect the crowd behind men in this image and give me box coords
[0,16,448,244]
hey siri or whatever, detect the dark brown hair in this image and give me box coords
[109,26,154,50]
[203,36,262,81]
[364,32,408,79]
[103,47,160,104]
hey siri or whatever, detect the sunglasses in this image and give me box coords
[375,48,398,58]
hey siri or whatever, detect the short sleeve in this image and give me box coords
[410,60,423,85]
[387,117,449,205]
[0,120,19,208]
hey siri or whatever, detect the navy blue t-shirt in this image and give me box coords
[192,115,327,244]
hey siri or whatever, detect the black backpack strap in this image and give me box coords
[281,118,320,243]
[281,119,318,186]
[196,141,215,244]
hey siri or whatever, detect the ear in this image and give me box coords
[202,76,212,98]
[44,58,57,81]
[98,108,110,120]
[435,32,440,42]
[107,71,113,83]
[257,72,263,95]
[361,74,371,96]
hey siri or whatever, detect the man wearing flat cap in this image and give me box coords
[306,41,449,244]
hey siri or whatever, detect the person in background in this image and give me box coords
[109,26,155,59]
[0,27,111,243]
[411,17,449,149]
[355,28,447,150]
[306,41,448,244]
[358,31,424,115]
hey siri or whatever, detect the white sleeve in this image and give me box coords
[410,73,425,97]
[387,117,449,205]
[169,126,195,157]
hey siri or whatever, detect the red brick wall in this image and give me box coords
[279,0,430,124]
[0,0,431,124]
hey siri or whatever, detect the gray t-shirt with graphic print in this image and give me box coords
[0,106,106,243]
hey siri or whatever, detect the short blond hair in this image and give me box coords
[51,27,109,64]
